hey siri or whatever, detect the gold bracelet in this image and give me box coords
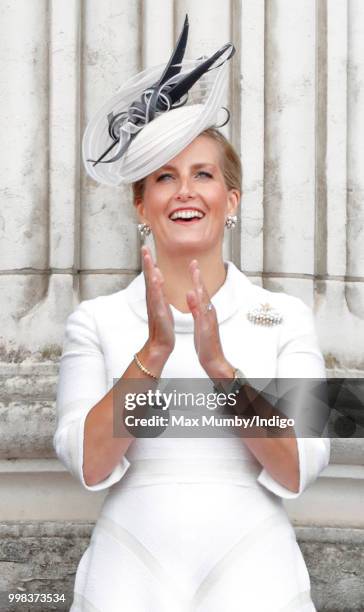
[134,352,158,380]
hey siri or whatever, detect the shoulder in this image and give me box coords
[228,261,313,326]
[247,284,318,349]
[66,277,139,325]
[241,281,321,361]
[233,267,312,319]
[257,287,312,317]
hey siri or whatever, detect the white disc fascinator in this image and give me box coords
[82,15,235,186]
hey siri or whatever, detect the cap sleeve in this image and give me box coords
[257,297,330,499]
[53,300,130,491]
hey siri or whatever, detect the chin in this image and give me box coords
[164,238,218,255]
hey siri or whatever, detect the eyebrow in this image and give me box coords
[156,163,217,172]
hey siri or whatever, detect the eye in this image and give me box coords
[156,173,174,182]
[195,171,213,179]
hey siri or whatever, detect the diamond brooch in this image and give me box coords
[247,302,283,327]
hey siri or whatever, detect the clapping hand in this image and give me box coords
[141,246,175,357]
[141,247,232,379]
[186,260,233,379]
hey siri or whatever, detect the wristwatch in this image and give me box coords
[213,368,248,396]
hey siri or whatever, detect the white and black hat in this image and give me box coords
[82,15,235,186]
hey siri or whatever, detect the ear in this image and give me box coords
[135,197,149,224]
[227,189,240,217]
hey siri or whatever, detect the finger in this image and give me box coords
[146,274,163,323]
[154,266,165,285]
[188,270,200,316]
[189,259,199,273]
[147,263,168,308]
[141,244,149,258]
[141,244,156,267]
[186,290,198,314]
[141,244,152,266]
[142,247,156,290]
[191,267,205,307]
[193,267,213,314]
[141,251,168,319]
[149,266,166,305]
[152,270,167,312]
[142,250,158,319]
[142,246,162,282]
[150,275,164,314]
[141,245,151,275]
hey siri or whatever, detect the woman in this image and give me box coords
[54,17,330,612]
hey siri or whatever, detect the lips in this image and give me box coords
[170,217,204,225]
[168,207,206,222]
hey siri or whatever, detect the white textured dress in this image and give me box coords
[54,261,330,612]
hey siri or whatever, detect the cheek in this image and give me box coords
[142,193,164,217]
[144,183,174,205]
[205,187,228,212]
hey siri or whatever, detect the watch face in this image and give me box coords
[213,370,248,396]
[233,369,247,386]
[229,370,249,397]
[230,379,244,395]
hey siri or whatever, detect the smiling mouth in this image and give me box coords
[169,217,205,225]
[168,210,206,224]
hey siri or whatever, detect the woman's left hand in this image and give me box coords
[186,261,234,379]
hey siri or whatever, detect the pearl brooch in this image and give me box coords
[247,302,283,327]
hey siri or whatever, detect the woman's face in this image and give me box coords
[135,135,239,257]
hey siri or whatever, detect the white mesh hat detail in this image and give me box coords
[82,15,235,186]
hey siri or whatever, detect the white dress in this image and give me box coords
[54,261,330,612]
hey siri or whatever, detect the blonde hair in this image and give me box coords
[131,127,242,203]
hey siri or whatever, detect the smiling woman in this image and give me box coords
[54,15,329,612]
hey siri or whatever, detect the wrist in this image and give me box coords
[211,365,250,406]
[203,358,235,381]
[139,342,171,376]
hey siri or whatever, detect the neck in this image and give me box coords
[154,248,227,313]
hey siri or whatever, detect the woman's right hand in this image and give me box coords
[141,245,175,357]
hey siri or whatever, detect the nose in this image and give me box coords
[175,177,195,201]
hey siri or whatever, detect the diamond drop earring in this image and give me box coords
[225,215,237,229]
[138,223,151,239]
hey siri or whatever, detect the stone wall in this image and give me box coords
[0,1,363,610]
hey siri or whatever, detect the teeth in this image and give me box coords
[170,210,204,220]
